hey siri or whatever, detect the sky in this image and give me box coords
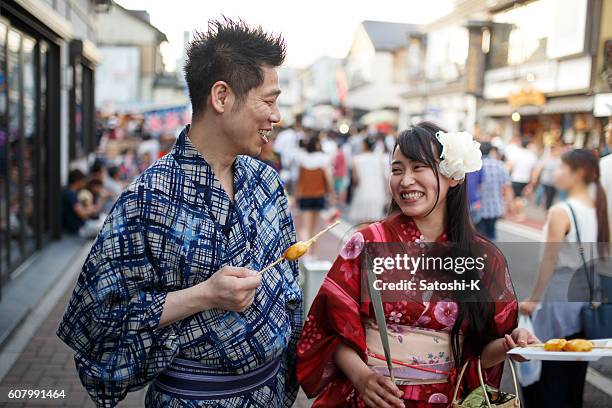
[116,0,454,71]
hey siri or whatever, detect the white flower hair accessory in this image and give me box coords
[435,131,482,180]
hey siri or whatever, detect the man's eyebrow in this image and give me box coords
[265,89,282,97]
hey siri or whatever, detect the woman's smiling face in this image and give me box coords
[389,146,457,218]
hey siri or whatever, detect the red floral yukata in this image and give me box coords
[296,213,518,407]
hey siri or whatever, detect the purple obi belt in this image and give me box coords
[153,356,281,400]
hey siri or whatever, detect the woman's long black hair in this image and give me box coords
[388,121,497,368]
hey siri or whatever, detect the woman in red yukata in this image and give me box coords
[296,122,539,407]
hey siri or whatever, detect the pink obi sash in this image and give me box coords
[365,319,462,385]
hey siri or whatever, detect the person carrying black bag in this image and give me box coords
[519,149,610,408]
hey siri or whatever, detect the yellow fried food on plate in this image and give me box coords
[283,241,309,261]
[544,339,567,351]
[562,339,593,352]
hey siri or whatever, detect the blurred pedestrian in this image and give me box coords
[159,133,177,157]
[385,131,397,154]
[119,147,139,180]
[519,149,610,408]
[137,132,160,161]
[61,169,90,235]
[476,143,511,240]
[508,139,538,219]
[466,167,483,225]
[349,125,367,156]
[85,179,111,219]
[504,135,522,163]
[346,126,367,204]
[319,130,337,156]
[295,134,333,258]
[274,117,305,192]
[532,144,562,210]
[600,118,612,228]
[106,166,124,195]
[89,161,106,184]
[138,151,153,173]
[349,137,388,224]
[508,139,537,198]
[274,117,304,166]
[332,138,349,206]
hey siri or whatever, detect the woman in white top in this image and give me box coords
[519,149,610,408]
[349,137,389,224]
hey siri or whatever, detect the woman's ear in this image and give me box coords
[449,178,462,188]
[575,167,588,183]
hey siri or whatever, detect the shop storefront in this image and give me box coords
[1,1,100,287]
[69,40,96,160]
[480,95,602,149]
[0,13,61,283]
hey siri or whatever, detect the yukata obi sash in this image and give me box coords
[365,319,459,385]
[152,356,281,400]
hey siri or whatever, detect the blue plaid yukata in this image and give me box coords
[57,126,303,407]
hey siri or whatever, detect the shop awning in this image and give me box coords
[479,103,541,117]
[542,96,594,114]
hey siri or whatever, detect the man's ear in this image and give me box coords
[210,81,230,113]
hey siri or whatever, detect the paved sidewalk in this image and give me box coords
[504,199,547,231]
[0,288,148,407]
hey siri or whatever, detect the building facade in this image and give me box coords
[0,0,105,287]
[398,0,610,144]
[95,3,186,113]
[399,2,489,132]
[479,0,607,147]
[593,0,612,120]
[344,21,418,112]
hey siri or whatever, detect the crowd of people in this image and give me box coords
[61,163,118,238]
[61,114,178,238]
[63,108,612,249]
[266,117,612,249]
[270,119,394,257]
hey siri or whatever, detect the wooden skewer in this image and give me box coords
[259,257,284,274]
[305,220,340,245]
[259,220,341,274]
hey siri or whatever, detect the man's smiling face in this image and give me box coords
[220,65,281,157]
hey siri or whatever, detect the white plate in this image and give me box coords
[507,339,612,361]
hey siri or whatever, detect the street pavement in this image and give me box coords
[0,289,149,407]
[0,213,609,407]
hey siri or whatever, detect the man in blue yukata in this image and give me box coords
[57,18,303,408]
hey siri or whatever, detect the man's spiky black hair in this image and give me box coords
[184,17,286,117]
